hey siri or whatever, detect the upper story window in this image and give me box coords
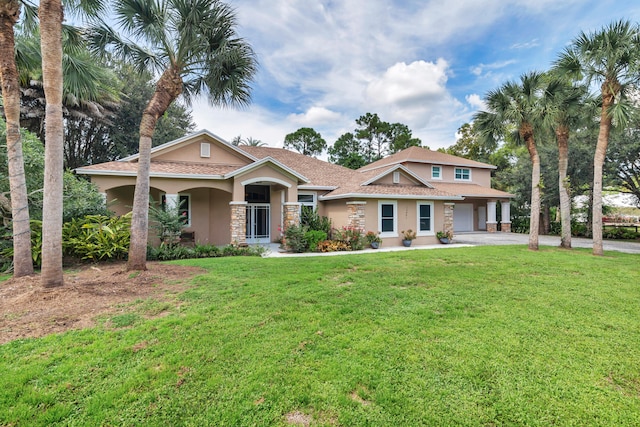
[200,142,211,158]
[455,167,471,181]
[431,166,441,179]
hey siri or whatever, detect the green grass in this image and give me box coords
[2,246,640,426]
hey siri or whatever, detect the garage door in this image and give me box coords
[454,203,474,232]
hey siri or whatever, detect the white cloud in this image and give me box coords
[470,60,517,77]
[287,107,343,126]
[465,94,487,111]
[510,39,540,49]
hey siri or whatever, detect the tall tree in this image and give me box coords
[90,0,257,271]
[443,122,494,163]
[555,20,640,255]
[540,76,588,249]
[283,127,326,157]
[355,112,391,162]
[607,112,640,206]
[39,0,106,287]
[0,0,33,277]
[328,132,365,169]
[388,122,422,154]
[475,72,545,250]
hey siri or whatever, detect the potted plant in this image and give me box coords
[436,230,453,244]
[365,231,382,249]
[401,229,416,247]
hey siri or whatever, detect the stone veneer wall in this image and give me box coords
[346,201,366,231]
[229,202,247,245]
[283,203,301,229]
[501,222,512,233]
[487,223,498,233]
[444,203,455,237]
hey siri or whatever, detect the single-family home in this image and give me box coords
[76,130,513,247]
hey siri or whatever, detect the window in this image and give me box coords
[417,201,434,235]
[200,142,210,158]
[455,168,471,181]
[298,192,316,223]
[161,193,191,226]
[431,166,441,179]
[245,185,270,203]
[379,201,397,237]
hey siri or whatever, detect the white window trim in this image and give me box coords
[297,191,317,211]
[378,200,398,238]
[416,201,435,236]
[162,192,192,227]
[454,167,472,181]
[200,142,211,158]
[178,193,192,227]
[431,165,442,180]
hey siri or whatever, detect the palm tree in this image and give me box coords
[39,0,106,287]
[0,0,33,277]
[90,0,257,271]
[475,72,545,250]
[540,76,588,249]
[554,20,640,256]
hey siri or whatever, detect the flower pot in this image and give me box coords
[370,242,380,249]
[438,237,450,244]
[402,239,412,247]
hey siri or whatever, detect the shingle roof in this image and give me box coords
[76,160,238,177]
[431,182,514,198]
[359,146,496,171]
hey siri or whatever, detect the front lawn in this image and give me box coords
[2,246,639,426]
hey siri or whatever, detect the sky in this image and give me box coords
[189,0,640,152]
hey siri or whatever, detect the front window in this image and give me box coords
[379,201,397,237]
[298,192,316,223]
[417,201,434,235]
[161,193,191,226]
[455,168,471,181]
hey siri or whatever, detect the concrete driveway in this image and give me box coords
[453,232,640,254]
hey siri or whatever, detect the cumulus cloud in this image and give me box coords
[365,59,449,107]
[465,94,487,111]
[287,107,343,126]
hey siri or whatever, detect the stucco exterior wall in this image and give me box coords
[153,138,250,166]
[402,162,492,187]
[232,165,298,202]
[372,172,418,185]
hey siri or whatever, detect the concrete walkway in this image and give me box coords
[261,233,640,257]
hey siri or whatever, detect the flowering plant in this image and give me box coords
[365,231,382,244]
[401,229,417,240]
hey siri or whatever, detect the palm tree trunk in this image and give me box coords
[39,0,65,287]
[522,125,540,250]
[593,85,615,256]
[556,125,572,249]
[127,67,182,271]
[0,1,34,277]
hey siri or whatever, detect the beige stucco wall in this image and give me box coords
[372,172,419,185]
[402,162,492,187]
[153,138,250,166]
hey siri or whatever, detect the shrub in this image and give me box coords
[304,230,327,251]
[317,240,350,252]
[284,224,308,253]
[333,226,365,250]
[301,207,332,236]
[63,214,131,262]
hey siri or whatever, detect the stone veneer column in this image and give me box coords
[283,202,301,229]
[229,201,247,245]
[444,203,455,237]
[486,200,497,233]
[501,201,512,232]
[346,201,367,231]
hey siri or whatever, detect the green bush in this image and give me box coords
[63,214,131,262]
[304,230,327,251]
[284,224,308,253]
[301,207,332,236]
[333,226,365,250]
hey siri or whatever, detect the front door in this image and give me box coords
[246,204,270,243]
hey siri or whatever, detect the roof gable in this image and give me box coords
[121,130,257,166]
[360,164,433,188]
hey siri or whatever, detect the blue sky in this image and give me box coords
[190,0,640,151]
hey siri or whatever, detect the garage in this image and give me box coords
[453,203,474,232]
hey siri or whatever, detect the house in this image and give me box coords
[76,130,513,247]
